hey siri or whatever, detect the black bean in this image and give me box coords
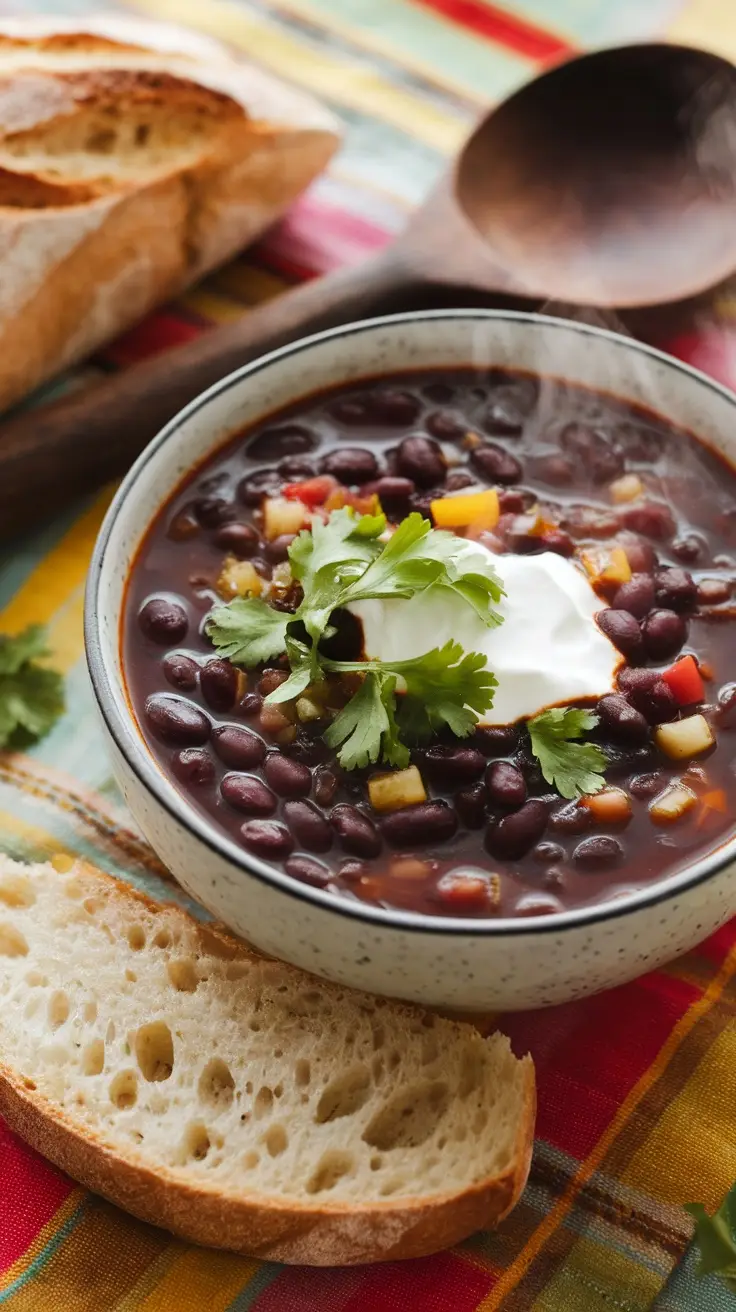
[548,800,593,835]
[247,424,316,460]
[172,748,215,787]
[698,578,731,606]
[264,754,311,797]
[596,608,643,657]
[221,773,276,815]
[240,820,294,860]
[238,692,263,719]
[573,835,624,870]
[472,725,519,756]
[193,495,238,528]
[167,504,200,541]
[278,456,316,480]
[423,381,455,404]
[485,799,548,859]
[421,745,486,784]
[445,470,476,492]
[624,674,677,724]
[382,800,458,849]
[484,396,525,436]
[612,574,655,618]
[211,724,266,769]
[396,435,446,487]
[314,767,339,807]
[454,783,487,829]
[717,682,736,729]
[338,859,368,882]
[213,522,260,558]
[426,411,467,442]
[485,761,527,809]
[622,502,676,541]
[630,771,666,799]
[373,476,415,514]
[200,659,239,713]
[603,742,656,777]
[284,855,331,888]
[258,669,289,696]
[672,533,705,564]
[265,533,297,564]
[238,469,281,506]
[162,652,199,691]
[654,567,697,612]
[534,454,575,486]
[618,530,657,574]
[540,528,575,557]
[138,597,188,645]
[560,423,624,483]
[374,390,421,425]
[145,695,210,746]
[286,732,330,767]
[533,841,565,864]
[641,609,687,659]
[470,443,523,485]
[283,800,333,852]
[330,804,382,858]
[515,893,564,917]
[329,397,370,425]
[597,693,650,743]
[320,447,379,485]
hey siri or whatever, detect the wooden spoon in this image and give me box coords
[2,42,736,541]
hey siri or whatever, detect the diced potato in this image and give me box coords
[368,766,427,813]
[609,473,644,504]
[295,696,323,723]
[649,782,697,824]
[654,714,715,760]
[431,489,500,532]
[389,857,433,882]
[583,787,632,826]
[581,545,632,586]
[263,496,307,540]
[216,557,263,600]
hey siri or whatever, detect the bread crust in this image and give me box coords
[0,863,535,1266]
[0,18,340,412]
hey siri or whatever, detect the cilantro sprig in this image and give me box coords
[0,624,65,749]
[686,1184,736,1291]
[527,707,607,800]
[206,509,503,769]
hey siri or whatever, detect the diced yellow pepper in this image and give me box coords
[431,489,500,532]
[368,766,427,813]
[581,545,632,586]
[654,714,715,760]
[263,497,307,540]
[609,473,644,504]
[216,558,263,600]
[649,782,697,823]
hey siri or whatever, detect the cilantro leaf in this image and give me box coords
[289,509,385,641]
[206,598,289,667]
[527,707,607,799]
[0,626,64,749]
[324,672,409,771]
[264,636,316,705]
[686,1184,736,1289]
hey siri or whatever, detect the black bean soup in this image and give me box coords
[123,370,736,918]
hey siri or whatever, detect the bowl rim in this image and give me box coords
[85,307,736,937]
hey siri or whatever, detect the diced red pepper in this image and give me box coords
[661,654,705,706]
[282,475,337,507]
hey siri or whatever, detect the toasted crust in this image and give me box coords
[0,16,340,411]
[0,863,536,1266]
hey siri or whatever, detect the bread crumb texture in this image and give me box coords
[0,857,532,1210]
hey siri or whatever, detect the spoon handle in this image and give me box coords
[0,249,418,542]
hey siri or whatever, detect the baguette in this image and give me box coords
[0,855,535,1265]
[0,16,340,413]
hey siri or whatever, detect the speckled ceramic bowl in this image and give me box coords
[85,310,736,1011]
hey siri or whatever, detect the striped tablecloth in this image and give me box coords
[2,1,736,1308]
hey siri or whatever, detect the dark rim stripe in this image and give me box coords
[84,308,736,939]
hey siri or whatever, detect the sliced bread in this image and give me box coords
[0,855,535,1265]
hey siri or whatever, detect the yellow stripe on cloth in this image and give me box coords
[213,264,290,306]
[622,1022,736,1211]
[132,1248,263,1312]
[532,1234,663,1312]
[128,0,468,152]
[478,937,736,1308]
[6,1201,167,1312]
[0,488,114,673]
[0,807,77,862]
[180,287,249,324]
[0,1191,84,1294]
[668,0,736,62]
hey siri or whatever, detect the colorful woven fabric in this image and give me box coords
[2,0,736,1307]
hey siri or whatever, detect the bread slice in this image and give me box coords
[0,16,340,412]
[0,856,534,1265]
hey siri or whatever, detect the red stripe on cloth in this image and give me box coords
[416,0,574,62]
[0,1124,74,1271]
[263,195,392,277]
[504,971,699,1158]
[252,1252,493,1311]
[658,328,736,392]
[696,922,736,967]
[100,312,203,368]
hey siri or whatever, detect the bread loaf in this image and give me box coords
[0,16,340,413]
[0,855,535,1265]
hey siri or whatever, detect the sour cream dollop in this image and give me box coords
[348,546,621,726]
